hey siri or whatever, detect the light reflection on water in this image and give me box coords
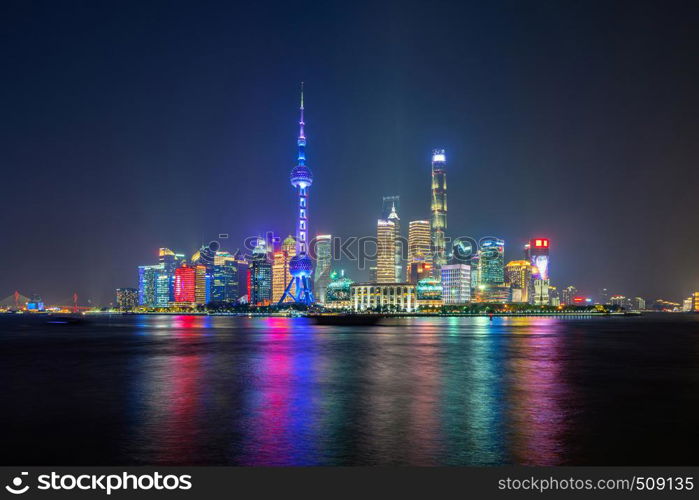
[124,315,576,465]
[3,314,698,465]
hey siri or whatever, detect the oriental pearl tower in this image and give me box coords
[279,83,315,305]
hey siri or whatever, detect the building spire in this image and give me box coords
[297,82,306,164]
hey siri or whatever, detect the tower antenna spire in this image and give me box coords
[299,82,306,145]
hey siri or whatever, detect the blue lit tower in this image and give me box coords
[280,84,315,305]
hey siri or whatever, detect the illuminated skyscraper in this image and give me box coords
[408,221,431,263]
[138,264,163,307]
[155,273,170,307]
[211,252,239,303]
[272,235,296,303]
[271,253,285,304]
[376,218,396,283]
[479,238,505,285]
[505,260,534,303]
[525,238,550,305]
[469,253,480,291]
[386,204,402,281]
[280,84,314,305]
[174,264,196,303]
[272,236,296,304]
[525,238,550,280]
[430,149,447,274]
[251,238,272,305]
[314,234,332,304]
[194,265,210,305]
[561,285,577,305]
[159,248,185,302]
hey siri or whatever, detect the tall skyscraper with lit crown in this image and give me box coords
[387,204,402,282]
[430,149,447,275]
[376,218,397,283]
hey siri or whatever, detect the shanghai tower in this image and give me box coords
[279,84,315,305]
[430,149,447,274]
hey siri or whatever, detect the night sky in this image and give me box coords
[2,0,698,306]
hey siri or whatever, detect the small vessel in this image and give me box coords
[46,315,87,325]
[309,314,383,326]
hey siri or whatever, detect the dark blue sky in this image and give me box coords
[1,0,698,305]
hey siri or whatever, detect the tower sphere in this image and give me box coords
[290,164,313,188]
[289,254,313,277]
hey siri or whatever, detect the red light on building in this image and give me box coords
[174,265,196,303]
[534,238,549,248]
[573,296,585,303]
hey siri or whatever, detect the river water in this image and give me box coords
[1,314,698,465]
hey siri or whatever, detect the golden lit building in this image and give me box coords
[376,219,396,283]
[505,260,533,303]
[214,251,237,266]
[407,220,431,276]
[194,265,208,305]
[272,235,296,303]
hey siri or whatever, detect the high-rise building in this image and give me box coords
[314,234,332,304]
[174,264,196,304]
[387,204,402,282]
[407,220,432,273]
[548,285,560,306]
[479,238,505,285]
[561,285,577,305]
[159,248,185,302]
[525,238,550,305]
[116,288,138,310]
[441,264,471,304]
[272,251,287,303]
[407,261,433,284]
[192,241,219,272]
[598,288,610,305]
[155,273,170,307]
[524,238,550,280]
[251,239,272,305]
[194,265,210,305]
[532,279,550,305]
[272,235,296,303]
[211,256,239,304]
[376,218,396,283]
[280,84,314,305]
[236,257,250,302]
[505,260,534,303]
[138,264,164,307]
[430,149,447,274]
[470,254,480,291]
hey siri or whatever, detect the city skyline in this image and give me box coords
[2,1,698,305]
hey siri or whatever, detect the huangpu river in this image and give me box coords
[1,314,698,465]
